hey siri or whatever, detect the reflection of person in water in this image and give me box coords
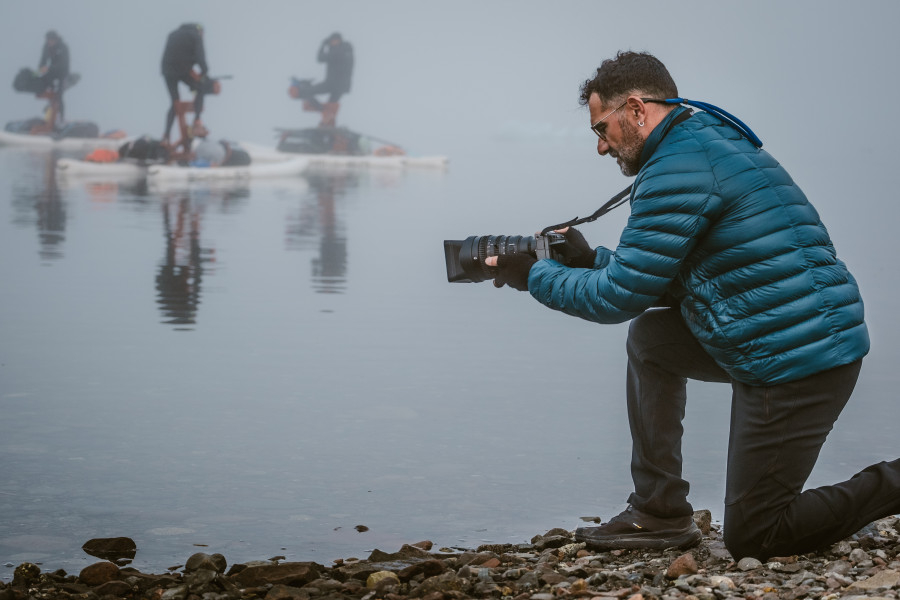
[286,173,351,293]
[156,197,208,326]
[10,152,67,260]
[154,189,247,327]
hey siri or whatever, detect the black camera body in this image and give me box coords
[443,232,567,283]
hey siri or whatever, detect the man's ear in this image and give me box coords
[624,96,647,125]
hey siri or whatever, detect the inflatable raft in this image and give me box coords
[146,155,309,182]
[55,157,145,178]
[0,129,129,152]
[56,154,308,182]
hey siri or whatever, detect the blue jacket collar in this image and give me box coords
[638,106,691,171]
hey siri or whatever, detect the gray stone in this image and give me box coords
[831,540,853,556]
[848,568,900,590]
[824,559,852,575]
[185,552,227,573]
[160,585,188,600]
[849,548,871,564]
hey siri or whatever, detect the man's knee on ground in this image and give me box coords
[722,524,767,561]
[723,506,776,561]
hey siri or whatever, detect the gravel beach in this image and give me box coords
[3,511,900,600]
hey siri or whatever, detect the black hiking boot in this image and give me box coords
[575,506,702,550]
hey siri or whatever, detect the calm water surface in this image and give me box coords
[1,141,898,578]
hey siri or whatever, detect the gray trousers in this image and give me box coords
[626,308,900,559]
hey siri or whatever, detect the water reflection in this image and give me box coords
[8,150,66,261]
[287,172,356,294]
[154,185,249,329]
[156,197,211,328]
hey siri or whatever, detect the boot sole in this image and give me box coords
[575,525,702,550]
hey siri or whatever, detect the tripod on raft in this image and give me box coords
[164,75,222,164]
[6,71,100,138]
[280,78,405,156]
[30,87,64,135]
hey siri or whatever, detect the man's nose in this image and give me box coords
[596,137,610,156]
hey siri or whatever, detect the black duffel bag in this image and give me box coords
[13,68,46,93]
[119,136,170,164]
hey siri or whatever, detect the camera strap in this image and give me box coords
[539,185,632,235]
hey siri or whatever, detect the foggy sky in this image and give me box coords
[3,1,898,155]
[3,0,899,318]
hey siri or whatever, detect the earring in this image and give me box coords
[638,121,645,127]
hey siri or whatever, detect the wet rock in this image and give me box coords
[368,544,432,562]
[184,551,227,573]
[82,536,137,562]
[231,561,322,588]
[410,571,461,597]
[95,579,133,596]
[183,567,218,589]
[11,562,40,587]
[397,559,446,581]
[410,540,433,551]
[79,560,120,585]
[265,583,309,599]
[530,529,571,551]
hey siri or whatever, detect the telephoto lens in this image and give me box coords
[443,235,540,283]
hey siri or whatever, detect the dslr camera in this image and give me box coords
[443,232,566,283]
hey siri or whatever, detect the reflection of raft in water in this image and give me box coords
[254,126,449,170]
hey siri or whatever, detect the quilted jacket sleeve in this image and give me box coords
[528,136,718,324]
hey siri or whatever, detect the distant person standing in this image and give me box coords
[308,32,354,109]
[161,23,210,144]
[37,30,69,127]
[288,32,354,128]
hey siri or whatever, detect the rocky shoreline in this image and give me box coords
[3,511,900,600]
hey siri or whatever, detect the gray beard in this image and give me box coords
[616,117,645,177]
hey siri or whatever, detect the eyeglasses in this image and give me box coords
[590,100,627,141]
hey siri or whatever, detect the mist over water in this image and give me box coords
[2,0,900,578]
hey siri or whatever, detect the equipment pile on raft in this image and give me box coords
[2,69,128,151]
[268,77,448,170]
[54,76,308,182]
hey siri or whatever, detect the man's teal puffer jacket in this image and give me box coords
[528,107,869,385]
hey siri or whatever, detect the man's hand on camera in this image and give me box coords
[555,227,596,268]
[485,254,536,291]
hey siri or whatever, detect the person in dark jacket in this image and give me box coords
[487,51,898,561]
[306,32,354,108]
[37,30,69,126]
[161,23,209,143]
